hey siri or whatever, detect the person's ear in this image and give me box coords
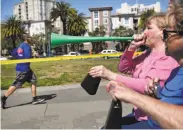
[160,30,164,40]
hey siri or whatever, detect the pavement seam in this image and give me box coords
[44,103,48,116]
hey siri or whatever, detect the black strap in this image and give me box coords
[103,99,122,129]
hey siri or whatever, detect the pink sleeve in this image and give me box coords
[116,57,178,94]
[118,49,148,74]
[115,75,148,93]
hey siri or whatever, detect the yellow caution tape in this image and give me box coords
[0,52,142,65]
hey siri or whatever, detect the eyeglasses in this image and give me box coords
[163,29,183,42]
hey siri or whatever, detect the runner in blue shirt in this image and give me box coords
[1,34,45,109]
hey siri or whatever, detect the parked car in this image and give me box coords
[99,50,121,59]
[63,52,81,56]
[100,50,118,54]
[0,56,7,60]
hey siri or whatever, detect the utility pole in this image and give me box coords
[136,0,140,15]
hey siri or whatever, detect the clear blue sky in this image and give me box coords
[1,0,169,21]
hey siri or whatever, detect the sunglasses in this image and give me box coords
[163,29,183,42]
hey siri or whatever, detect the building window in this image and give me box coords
[125,18,129,25]
[103,18,108,24]
[131,8,133,12]
[105,25,108,31]
[94,20,98,26]
[26,2,28,9]
[103,11,108,16]
[94,11,98,18]
[26,13,28,20]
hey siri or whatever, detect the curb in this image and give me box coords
[1,80,109,93]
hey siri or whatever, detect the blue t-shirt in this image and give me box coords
[11,42,32,72]
[148,66,183,129]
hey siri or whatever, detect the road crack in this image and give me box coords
[44,103,48,116]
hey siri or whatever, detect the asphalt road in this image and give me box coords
[1,81,133,129]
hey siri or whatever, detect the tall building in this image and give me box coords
[85,1,161,36]
[116,1,161,15]
[88,7,113,36]
[84,1,161,50]
[13,0,62,36]
[13,0,56,21]
[85,7,136,36]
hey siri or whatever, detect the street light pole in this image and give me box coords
[136,0,140,15]
[42,36,46,57]
[47,31,52,57]
[45,20,52,57]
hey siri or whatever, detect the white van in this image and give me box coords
[100,50,118,54]
[100,50,120,59]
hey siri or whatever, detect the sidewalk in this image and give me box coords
[1,81,133,129]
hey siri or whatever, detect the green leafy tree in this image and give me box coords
[112,26,134,51]
[31,33,47,55]
[88,25,106,53]
[138,9,155,31]
[113,26,134,37]
[1,16,25,49]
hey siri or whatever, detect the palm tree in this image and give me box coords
[138,9,155,31]
[2,16,25,48]
[67,10,87,51]
[50,1,71,54]
[50,1,71,34]
[67,12,87,36]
